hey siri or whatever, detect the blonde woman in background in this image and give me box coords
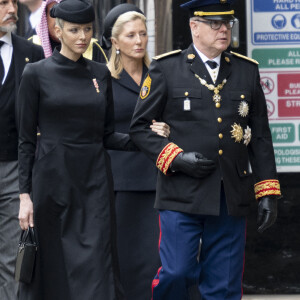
[103,4,169,300]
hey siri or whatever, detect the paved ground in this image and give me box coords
[243,296,300,300]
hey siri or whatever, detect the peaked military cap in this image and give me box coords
[101,4,144,50]
[181,0,235,20]
[50,0,95,24]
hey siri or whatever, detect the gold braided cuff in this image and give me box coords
[156,143,183,175]
[254,179,281,200]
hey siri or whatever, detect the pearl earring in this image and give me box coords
[116,49,120,55]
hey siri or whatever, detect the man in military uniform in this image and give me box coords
[130,0,281,299]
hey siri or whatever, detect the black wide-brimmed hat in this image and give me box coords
[50,0,95,24]
[101,4,144,50]
[181,0,235,20]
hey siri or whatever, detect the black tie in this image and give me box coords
[206,60,218,69]
[0,41,5,86]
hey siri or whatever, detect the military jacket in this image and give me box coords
[130,44,281,217]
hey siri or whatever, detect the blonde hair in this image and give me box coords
[55,18,64,29]
[107,11,150,79]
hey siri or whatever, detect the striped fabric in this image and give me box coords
[36,0,61,58]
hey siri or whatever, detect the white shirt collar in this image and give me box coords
[193,44,221,66]
[0,32,12,47]
[0,32,13,84]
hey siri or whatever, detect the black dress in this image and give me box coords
[18,49,132,300]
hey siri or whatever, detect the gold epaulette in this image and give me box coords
[28,35,41,46]
[92,40,108,63]
[153,49,182,60]
[83,38,108,63]
[83,37,97,61]
[230,51,259,65]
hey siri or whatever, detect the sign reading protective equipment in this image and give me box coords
[250,0,300,45]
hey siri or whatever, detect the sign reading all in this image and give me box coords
[254,0,300,12]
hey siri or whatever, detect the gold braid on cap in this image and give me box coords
[194,10,234,17]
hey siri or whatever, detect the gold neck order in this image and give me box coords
[194,74,227,104]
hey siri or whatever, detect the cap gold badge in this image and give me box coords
[220,0,227,3]
[140,74,152,100]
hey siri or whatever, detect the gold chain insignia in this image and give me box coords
[230,123,243,143]
[194,74,227,104]
[238,101,249,117]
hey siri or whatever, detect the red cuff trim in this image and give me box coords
[156,143,183,175]
[254,179,281,200]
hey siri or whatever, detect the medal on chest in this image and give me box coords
[93,78,100,93]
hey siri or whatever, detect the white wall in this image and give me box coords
[139,0,155,59]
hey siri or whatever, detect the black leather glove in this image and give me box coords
[170,152,216,178]
[257,195,278,233]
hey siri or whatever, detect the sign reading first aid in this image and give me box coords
[251,0,300,45]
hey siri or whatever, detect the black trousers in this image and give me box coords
[115,191,161,300]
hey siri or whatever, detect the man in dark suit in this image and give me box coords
[130,0,281,299]
[0,0,44,298]
[19,0,42,38]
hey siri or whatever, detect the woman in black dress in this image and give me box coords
[17,1,166,299]
[103,5,169,300]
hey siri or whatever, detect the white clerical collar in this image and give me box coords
[193,44,221,66]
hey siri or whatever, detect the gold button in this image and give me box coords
[216,103,221,108]
[219,150,223,155]
[217,117,222,123]
[244,170,247,175]
[185,92,189,96]
[25,57,29,62]
[219,133,223,139]
[241,95,245,99]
